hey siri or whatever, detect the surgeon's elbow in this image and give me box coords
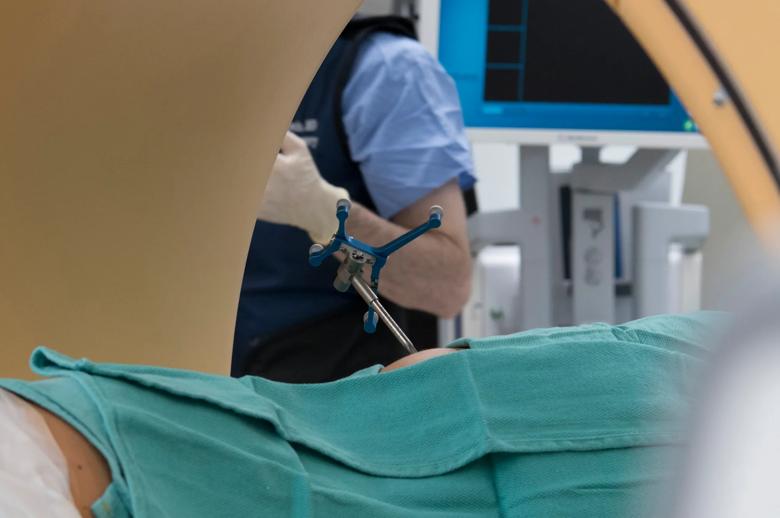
[436,286,470,319]
[434,254,473,319]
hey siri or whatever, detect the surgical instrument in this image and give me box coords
[308,199,443,355]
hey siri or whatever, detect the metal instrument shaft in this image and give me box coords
[351,275,417,355]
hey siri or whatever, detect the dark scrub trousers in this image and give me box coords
[233,17,476,382]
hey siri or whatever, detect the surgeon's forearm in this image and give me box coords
[343,202,472,318]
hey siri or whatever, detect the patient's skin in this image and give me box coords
[31,403,111,518]
[381,348,461,373]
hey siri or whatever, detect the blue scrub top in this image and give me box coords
[342,32,476,218]
[234,32,476,360]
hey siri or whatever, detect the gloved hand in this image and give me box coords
[258,131,350,243]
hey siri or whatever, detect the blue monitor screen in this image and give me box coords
[438,0,697,133]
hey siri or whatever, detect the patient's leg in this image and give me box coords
[0,389,110,518]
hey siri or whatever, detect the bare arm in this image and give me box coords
[344,179,472,318]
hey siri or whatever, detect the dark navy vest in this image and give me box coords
[234,17,418,362]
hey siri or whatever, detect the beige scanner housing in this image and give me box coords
[1,0,778,378]
[0,1,360,378]
[607,0,780,251]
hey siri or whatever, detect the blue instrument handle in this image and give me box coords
[308,199,443,350]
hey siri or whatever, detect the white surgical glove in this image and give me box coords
[258,131,350,243]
